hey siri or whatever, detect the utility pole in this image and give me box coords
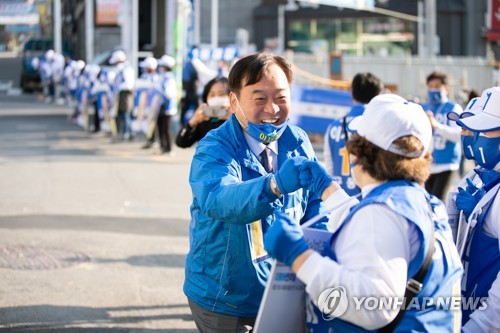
[277,4,285,54]
[193,0,200,46]
[418,1,424,57]
[165,0,176,56]
[53,0,62,54]
[211,0,218,49]
[85,0,94,62]
[425,0,436,57]
[120,0,138,70]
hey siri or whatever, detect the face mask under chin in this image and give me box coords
[234,97,288,143]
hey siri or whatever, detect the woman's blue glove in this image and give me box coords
[274,156,308,194]
[456,179,484,220]
[298,160,334,195]
[465,178,479,195]
[264,211,309,267]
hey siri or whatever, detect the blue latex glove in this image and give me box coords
[264,211,309,266]
[475,169,500,190]
[456,179,484,220]
[298,160,334,195]
[274,156,308,194]
[464,178,478,195]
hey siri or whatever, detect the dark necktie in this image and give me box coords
[260,147,273,173]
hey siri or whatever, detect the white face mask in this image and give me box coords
[207,96,230,107]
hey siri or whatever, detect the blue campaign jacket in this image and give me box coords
[184,115,325,317]
[324,104,364,195]
[421,101,461,166]
[307,181,463,332]
[461,177,500,324]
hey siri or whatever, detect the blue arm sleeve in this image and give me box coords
[190,149,283,224]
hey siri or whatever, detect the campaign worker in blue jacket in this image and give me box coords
[324,72,383,196]
[183,52,326,332]
[455,87,500,333]
[265,94,463,332]
[422,71,463,200]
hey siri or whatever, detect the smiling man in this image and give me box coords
[183,52,325,332]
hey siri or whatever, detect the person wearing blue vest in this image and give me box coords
[109,49,136,142]
[265,94,463,332]
[146,54,178,155]
[184,52,326,332]
[136,56,159,150]
[324,72,383,196]
[422,71,463,200]
[445,92,498,242]
[455,86,500,333]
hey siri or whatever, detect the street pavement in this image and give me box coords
[0,94,198,332]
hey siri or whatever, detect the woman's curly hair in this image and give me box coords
[346,134,432,185]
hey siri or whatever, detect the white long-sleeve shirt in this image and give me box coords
[115,63,135,92]
[297,184,421,330]
[430,103,463,174]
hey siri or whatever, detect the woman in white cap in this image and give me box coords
[264,94,463,332]
[134,56,158,144]
[109,49,135,141]
[144,54,177,154]
[454,87,500,333]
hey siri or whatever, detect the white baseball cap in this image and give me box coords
[158,55,175,68]
[44,49,55,61]
[447,96,481,122]
[139,56,158,70]
[348,94,432,158]
[73,59,86,71]
[109,50,127,65]
[457,87,500,132]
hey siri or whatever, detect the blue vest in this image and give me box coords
[461,181,500,324]
[325,105,364,196]
[306,181,463,332]
[421,101,461,165]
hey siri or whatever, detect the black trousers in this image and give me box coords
[93,101,100,132]
[148,106,173,153]
[425,170,455,201]
[188,299,255,333]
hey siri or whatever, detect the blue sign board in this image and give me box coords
[290,85,353,134]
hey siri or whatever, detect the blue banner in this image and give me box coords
[290,85,353,134]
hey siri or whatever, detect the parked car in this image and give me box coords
[20,38,54,92]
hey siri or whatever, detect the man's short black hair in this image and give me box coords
[426,70,447,86]
[351,72,383,104]
[228,52,292,97]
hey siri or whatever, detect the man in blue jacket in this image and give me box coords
[183,52,325,332]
